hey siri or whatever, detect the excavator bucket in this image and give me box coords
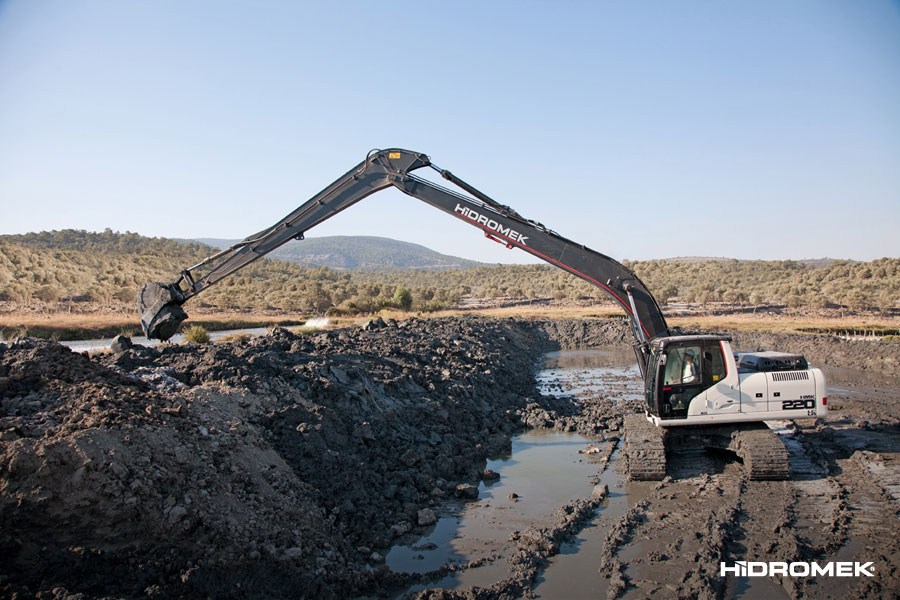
[138,282,188,341]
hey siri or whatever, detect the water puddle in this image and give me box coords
[60,317,333,352]
[388,430,604,589]
[61,327,271,352]
[822,365,900,399]
[532,447,647,599]
[389,348,637,596]
[536,349,642,404]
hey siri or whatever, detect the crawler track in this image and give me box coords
[730,423,791,480]
[664,422,791,480]
[624,413,667,480]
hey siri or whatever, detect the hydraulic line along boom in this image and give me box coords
[138,148,668,367]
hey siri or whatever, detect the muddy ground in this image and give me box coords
[1,317,899,599]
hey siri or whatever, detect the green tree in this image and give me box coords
[392,285,413,310]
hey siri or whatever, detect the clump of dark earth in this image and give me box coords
[2,317,900,599]
[0,317,593,599]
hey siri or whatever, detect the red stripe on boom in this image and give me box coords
[452,211,654,340]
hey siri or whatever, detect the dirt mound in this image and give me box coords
[1,339,340,598]
[526,318,633,349]
[1,318,552,599]
[3,317,899,598]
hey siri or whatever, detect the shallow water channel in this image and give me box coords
[389,349,646,598]
[60,328,272,353]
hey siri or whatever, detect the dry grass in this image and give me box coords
[403,304,623,321]
[216,332,252,343]
[182,324,211,344]
[668,313,900,335]
[0,311,138,330]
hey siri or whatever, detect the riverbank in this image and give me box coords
[0,311,310,342]
[2,304,898,342]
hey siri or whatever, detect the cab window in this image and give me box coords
[662,345,702,385]
[645,350,659,409]
[660,344,703,417]
[703,341,727,383]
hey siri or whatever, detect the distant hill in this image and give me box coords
[1,230,896,315]
[192,235,483,270]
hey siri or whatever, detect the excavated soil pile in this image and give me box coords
[3,316,900,599]
[0,317,564,599]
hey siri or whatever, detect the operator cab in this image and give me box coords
[645,334,731,419]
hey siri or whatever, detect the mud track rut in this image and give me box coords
[1,317,899,599]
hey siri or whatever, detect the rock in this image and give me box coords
[390,521,412,537]
[592,484,609,499]
[482,469,500,481]
[7,453,37,477]
[417,508,437,526]
[456,484,479,499]
[329,366,350,384]
[284,546,303,559]
[368,552,385,564]
[0,428,20,442]
[364,317,387,330]
[110,335,133,354]
[108,462,128,479]
[168,506,188,522]
[400,449,419,467]
[412,541,438,551]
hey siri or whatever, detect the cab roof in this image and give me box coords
[651,334,731,349]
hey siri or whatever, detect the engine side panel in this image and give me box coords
[767,369,817,415]
[656,367,827,426]
[737,372,769,412]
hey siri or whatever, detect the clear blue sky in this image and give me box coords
[1,0,898,263]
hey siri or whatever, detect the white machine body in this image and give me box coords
[646,336,827,427]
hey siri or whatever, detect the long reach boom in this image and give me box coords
[138,148,668,373]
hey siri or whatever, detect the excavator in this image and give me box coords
[138,148,826,480]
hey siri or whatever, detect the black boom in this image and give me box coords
[139,148,669,371]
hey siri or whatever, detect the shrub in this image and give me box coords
[34,285,61,303]
[417,300,446,313]
[392,285,413,310]
[182,324,210,344]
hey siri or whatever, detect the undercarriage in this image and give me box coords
[624,413,791,481]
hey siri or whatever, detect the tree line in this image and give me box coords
[1,230,897,314]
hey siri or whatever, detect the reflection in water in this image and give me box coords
[390,348,638,596]
[61,327,271,352]
[541,348,637,370]
[537,349,643,404]
[387,431,601,583]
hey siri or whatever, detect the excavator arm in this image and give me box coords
[139,148,668,373]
